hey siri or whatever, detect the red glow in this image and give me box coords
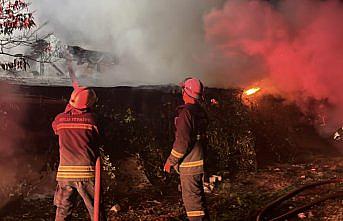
[204,0,343,128]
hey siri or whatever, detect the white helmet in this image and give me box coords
[180,77,204,100]
[69,87,97,109]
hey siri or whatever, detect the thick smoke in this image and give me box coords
[204,0,343,131]
[31,0,342,130]
[31,0,224,86]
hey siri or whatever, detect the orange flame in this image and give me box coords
[244,87,261,96]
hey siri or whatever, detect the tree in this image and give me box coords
[1,1,116,79]
[0,0,37,72]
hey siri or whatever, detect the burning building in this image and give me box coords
[0,0,342,220]
[0,34,117,86]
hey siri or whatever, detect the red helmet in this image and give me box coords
[69,87,97,109]
[180,77,204,100]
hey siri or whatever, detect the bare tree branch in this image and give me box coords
[0,1,57,73]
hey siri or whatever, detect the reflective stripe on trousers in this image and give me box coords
[180,174,209,221]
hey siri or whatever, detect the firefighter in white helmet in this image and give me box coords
[69,87,97,109]
[52,86,105,221]
[164,77,210,221]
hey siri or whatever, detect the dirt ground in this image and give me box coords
[0,156,341,221]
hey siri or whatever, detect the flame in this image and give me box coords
[244,87,261,96]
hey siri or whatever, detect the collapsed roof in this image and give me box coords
[0,34,117,86]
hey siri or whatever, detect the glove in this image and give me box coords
[163,161,172,173]
[334,132,341,141]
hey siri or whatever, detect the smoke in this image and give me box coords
[30,0,342,129]
[0,83,27,205]
[31,0,224,86]
[203,0,343,131]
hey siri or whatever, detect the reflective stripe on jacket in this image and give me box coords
[56,165,95,180]
[52,106,100,181]
[168,103,208,175]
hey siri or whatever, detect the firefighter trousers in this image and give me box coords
[180,174,210,221]
[54,180,106,221]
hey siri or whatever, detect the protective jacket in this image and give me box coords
[52,104,100,181]
[167,103,208,175]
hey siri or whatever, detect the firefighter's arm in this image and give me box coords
[51,116,59,135]
[92,115,104,148]
[93,114,109,159]
[167,109,192,166]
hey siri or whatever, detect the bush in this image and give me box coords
[95,88,258,185]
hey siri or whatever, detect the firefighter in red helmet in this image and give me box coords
[52,86,105,221]
[164,77,209,221]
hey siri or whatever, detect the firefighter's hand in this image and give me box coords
[334,132,341,141]
[163,161,172,173]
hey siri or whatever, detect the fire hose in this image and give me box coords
[256,178,343,221]
[94,157,101,221]
[66,54,101,221]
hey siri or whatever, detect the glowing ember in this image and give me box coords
[244,87,261,96]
